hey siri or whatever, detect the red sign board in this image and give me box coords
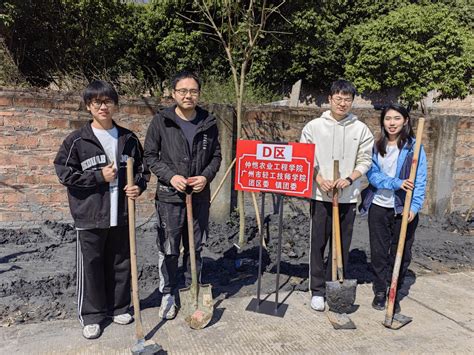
[234,140,315,198]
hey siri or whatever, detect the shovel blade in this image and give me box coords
[326,310,356,330]
[383,313,412,330]
[326,279,357,314]
[179,283,213,330]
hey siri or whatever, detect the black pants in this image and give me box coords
[155,199,209,294]
[310,200,356,297]
[368,204,418,294]
[76,226,131,326]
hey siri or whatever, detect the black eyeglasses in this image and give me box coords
[90,99,116,109]
[174,89,200,96]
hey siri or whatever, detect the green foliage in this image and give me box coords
[0,38,26,87]
[1,0,136,86]
[344,3,472,104]
[200,76,280,104]
[248,0,412,93]
[0,0,471,103]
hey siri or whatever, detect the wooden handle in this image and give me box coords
[210,158,236,204]
[332,160,343,281]
[385,117,425,325]
[186,193,199,307]
[127,158,144,340]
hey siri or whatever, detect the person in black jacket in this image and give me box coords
[54,80,150,339]
[144,71,221,320]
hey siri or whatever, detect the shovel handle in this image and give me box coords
[186,193,199,305]
[332,160,344,282]
[384,118,425,326]
[127,158,144,340]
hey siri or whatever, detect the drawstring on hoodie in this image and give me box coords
[342,124,346,160]
[331,120,347,161]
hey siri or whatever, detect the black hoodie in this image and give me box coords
[54,121,150,229]
[144,105,222,203]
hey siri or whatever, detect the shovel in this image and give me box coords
[179,192,214,329]
[383,117,425,330]
[126,158,162,354]
[326,160,357,315]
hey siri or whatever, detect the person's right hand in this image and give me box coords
[319,178,334,193]
[170,175,188,192]
[102,162,117,182]
[400,179,414,192]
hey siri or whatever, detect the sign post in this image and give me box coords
[235,140,315,317]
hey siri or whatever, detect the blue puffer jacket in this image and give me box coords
[359,138,427,215]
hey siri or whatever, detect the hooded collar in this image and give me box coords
[321,110,357,126]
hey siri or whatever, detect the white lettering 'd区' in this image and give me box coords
[256,144,292,162]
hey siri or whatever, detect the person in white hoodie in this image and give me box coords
[300,80,374,311]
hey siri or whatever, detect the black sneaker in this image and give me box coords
[372,292,386,310]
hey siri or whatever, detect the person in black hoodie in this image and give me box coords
[54,80,149,339]
[144,71,221,320]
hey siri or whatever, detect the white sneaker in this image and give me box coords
[82,324,101,339]
[112,313,133,325]
[159,294,177,320]
[311,296,325,311]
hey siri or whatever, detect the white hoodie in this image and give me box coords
[300,110,374,203]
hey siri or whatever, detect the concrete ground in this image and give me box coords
[1,271,473,354]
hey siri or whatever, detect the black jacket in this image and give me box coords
[144,105,222,203]
[54,121,150,229]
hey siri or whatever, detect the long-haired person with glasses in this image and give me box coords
[360,104,427,314]
[54,80,150,339]
[144,71,222,320]
[300,79,374,312]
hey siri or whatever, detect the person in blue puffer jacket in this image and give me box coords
[360,103,427,314]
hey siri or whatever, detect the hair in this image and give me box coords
[329,79,357,98]
[171,70,201,90]
[376,103,415,156]
[83,80,119,105]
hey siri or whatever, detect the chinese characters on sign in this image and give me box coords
[234,140,315,198]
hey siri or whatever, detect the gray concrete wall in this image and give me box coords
[207,104,236,224]
[429,115,459,216]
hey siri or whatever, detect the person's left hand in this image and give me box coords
[408,210,416,222]
[124,184,141,200]
[334,177,351,189]
[187,176,207,193]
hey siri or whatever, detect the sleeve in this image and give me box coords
[366,151,404,190]
[143,116,177,184]
[201,126,222,183]
[54,136,105,188]
[354,125,374,175]
[131,134,150,194]
[410,145,427,214]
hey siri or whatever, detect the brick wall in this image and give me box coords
[0,88,472,226]
[0,88,160,226]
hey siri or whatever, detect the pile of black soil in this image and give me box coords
[1,202,472,327]
[440,211,473,235]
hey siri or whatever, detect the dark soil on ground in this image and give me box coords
[1,197,472,327]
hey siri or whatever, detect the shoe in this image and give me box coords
[112,313,133,325]
[372,292,386,311]
[310,296,325,311]
[159,294,177,320]
[82,324,101,339]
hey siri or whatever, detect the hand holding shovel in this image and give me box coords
[178,191,214,329]
[383,118,425,330]
[326,161,357,322]
[127,158,162,354]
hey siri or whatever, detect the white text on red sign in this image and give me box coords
[256,144,293,162]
